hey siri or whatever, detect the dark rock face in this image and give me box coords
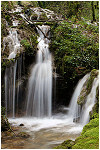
[52,76,75,112]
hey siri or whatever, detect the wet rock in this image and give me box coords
[77,79,89,105]
[54,140,75,149]
[19,123,24,126]
[17,132,30,138]
[77,69,99,105]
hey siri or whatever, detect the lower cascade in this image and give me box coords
[26,25,52,117]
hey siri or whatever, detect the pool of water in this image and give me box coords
[8,114,83,149]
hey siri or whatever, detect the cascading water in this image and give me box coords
[5,61,17,117]
[68,72,99,126]
[80,74,99,125]
[3,28,20,59]
[4,55,24,118]
[4,28,22,118]
[68,73,90,121]
[26,25,52,117]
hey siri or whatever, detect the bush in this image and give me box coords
[50,19,99,85]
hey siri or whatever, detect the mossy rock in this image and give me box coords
[86,69,98,95]
[54,140,75,149]
[89,85,99,120]
[77,79,89,105]
[77,69,99,105]
[39,13,48,21]
[31,14,38,21]
[72,118,99,149]
[1,115,10,132]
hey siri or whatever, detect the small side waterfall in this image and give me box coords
[4,29,22,118]
[5,61,17,117]
[80,74,99,125]
[26,25,52,117]
[68,72,99,125]
[68,74,90,120]
[4,55,24,118]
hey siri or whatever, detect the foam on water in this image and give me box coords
[9,114,82,134]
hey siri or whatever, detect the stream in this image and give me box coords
[9,113,82,149]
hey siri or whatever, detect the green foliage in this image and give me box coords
[43,1,99,21]
[50,19,99,84]
[21,37,37,56]
[1,1,14,11]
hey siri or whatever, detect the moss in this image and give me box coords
[89,85,99,120]
[77,79,89,105]
[54,140,75,149]
[31,14,38,20]
[1,107,11,132]
[39,13,48,21]
[21,39,34,56]
[96,85,99,101]
[86,70,98,95]
[1,1,14,11]
[72,118,99,149]
[77,69,98,105]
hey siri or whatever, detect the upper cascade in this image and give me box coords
[3,28,20,59]
[9,6,63,24]
[26,25,52,117]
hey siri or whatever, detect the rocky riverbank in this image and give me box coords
[1,124,30,149]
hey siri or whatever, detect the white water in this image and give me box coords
[68,73,90,121]
[3,28,20,59]
[30,7,62,21]
[3,6,98,147]
[13,20,19,27]
[5,61,17,118]
[8,71,99,148]
[80,74,99,125]
[26,25,52,117]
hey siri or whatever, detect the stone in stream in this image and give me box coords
[19,123,24,126]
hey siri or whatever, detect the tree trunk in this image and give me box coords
[91,1,96,22]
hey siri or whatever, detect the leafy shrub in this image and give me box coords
[50,19,99,84]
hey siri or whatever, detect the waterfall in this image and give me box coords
[5,61,17,118]
[68,72,99,125]
[3,28,20,59]
[68,73,90,120]
[80,74,99,125]
[4,28,22,117]
[26,25,52,117]
[4,55,24,118]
